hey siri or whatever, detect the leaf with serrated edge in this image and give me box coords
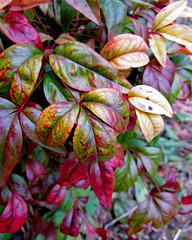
[135,109,164,142]
[149,34,166,68]
[50,41,131,94]
[73,108,117,164]
[152,0,187,30]
[100,33,149,70]
[159,24,192,47]
[89,162,115,209]
[128,85,173,117]
[37,103,79,147]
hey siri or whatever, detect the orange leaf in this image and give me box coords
[9,0,51,11]
[0,0,13,10]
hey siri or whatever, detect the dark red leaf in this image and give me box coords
[72,176,90,189]
[46,184,66,205]
[79,211,95,234]
[77,196,89,204]
[24,137,38,156]
[95,228,108,240]
[25,158,46,183]
[127,103,136,130]
[105,143,124,168]
[89,162,115,209]
[60,205,80,237]
[0,191,28,233]
[181,194,192,205]
[0,12,42,50]
[58,152,89,186]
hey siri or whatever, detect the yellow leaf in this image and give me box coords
[100,33,149,70]
[0,0,13,10]
[152,0,187,30]
[135,109,164,142]
[128,85,173,117]
[159,24,192,46]
[149,34,167,68]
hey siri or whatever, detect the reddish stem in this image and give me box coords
[32,8,49,35]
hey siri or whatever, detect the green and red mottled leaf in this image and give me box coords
[149,34,166,68]
[58,152,89,186]
[105,143,124,168]
[152,0,187,30]
[128,190,179,235]
[10,173,33,203]
[73,108,118,164]
[43,71,80,105]
[19,103,66,154]
[0,12,42,50]
[100,0,127,40]
[0,44,43,103]
[143,58,176,100]
[135,147,162,177]
[100,33,149,70]
[64,0,101,26]
[37,102,79,147]
[0,98,22,188]
[25,158,46,183]
[114,150,137,192]
[89,162,115,208]
[46,184,66,205]
[8,0,51,11]
[159,24,192,47]
[0,191,28,233]
[50,41,131,94]
[127,103,136,130]
[60,205,80,237]
[79,211,95,234]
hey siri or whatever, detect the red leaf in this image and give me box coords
[105,143,124,168]
[58,152,89,186]
[60,205,80,237]
[95,228,108,240]
[127,103,136,130]
[72,176,90,189]
[9,0,51,11]
[181,194,192,205]
[79,211,95,234]
[25,158,46,183]
[0,11,42,50]
[0,191,28,233]
[46,184,66,205]
[89,162,115,209]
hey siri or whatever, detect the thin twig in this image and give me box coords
[104,205,137,230]
[32,8,49,35]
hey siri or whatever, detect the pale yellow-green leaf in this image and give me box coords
[149,34,167,68]
[179,6,192,18]
[38,32,53,42]
[159,24,192,46]
[100,33,149,70]
[135,109,164,142]
[55,34,76,45]
[128,85,173,117]
[152,0,187,30]
[39,3,49,15]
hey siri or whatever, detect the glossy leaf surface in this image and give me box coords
[89,162,115,208]
[25,158,46,183]
[64,0,101,26]
[128,85,173,117]
[0,98,22,188]
[0,12,42,50]
[149,34,166,68]
[0,0,13,9]
[114,151,138,192]
[0,191,27,233]
[159,24,192,46]
[0,44,43,104]
[50,42,131,93]
[58,152,88,186]
[100,33,149,70]
[152,0,187,30]
[9,0,51,11]
[106,143,124,168]
[46,184,66,205]
[60,205,79,237]
[100,0,127,39]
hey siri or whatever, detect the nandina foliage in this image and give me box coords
[0,0,191,239]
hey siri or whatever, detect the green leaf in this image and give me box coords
[0,44,43,106]
[100,0,127,39]
[152,0,187,30]
[64,0,101,26]
[169,73,183,104]
[100,33,149,70]
[114,151,138,192]
[0,98,22,188]
[149,34,166,68]
[50,41,131,93]
[159,24,192,47]
[43,71,80,104]
[60,1,77,32]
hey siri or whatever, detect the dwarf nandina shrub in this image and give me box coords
[0,0,191,239]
